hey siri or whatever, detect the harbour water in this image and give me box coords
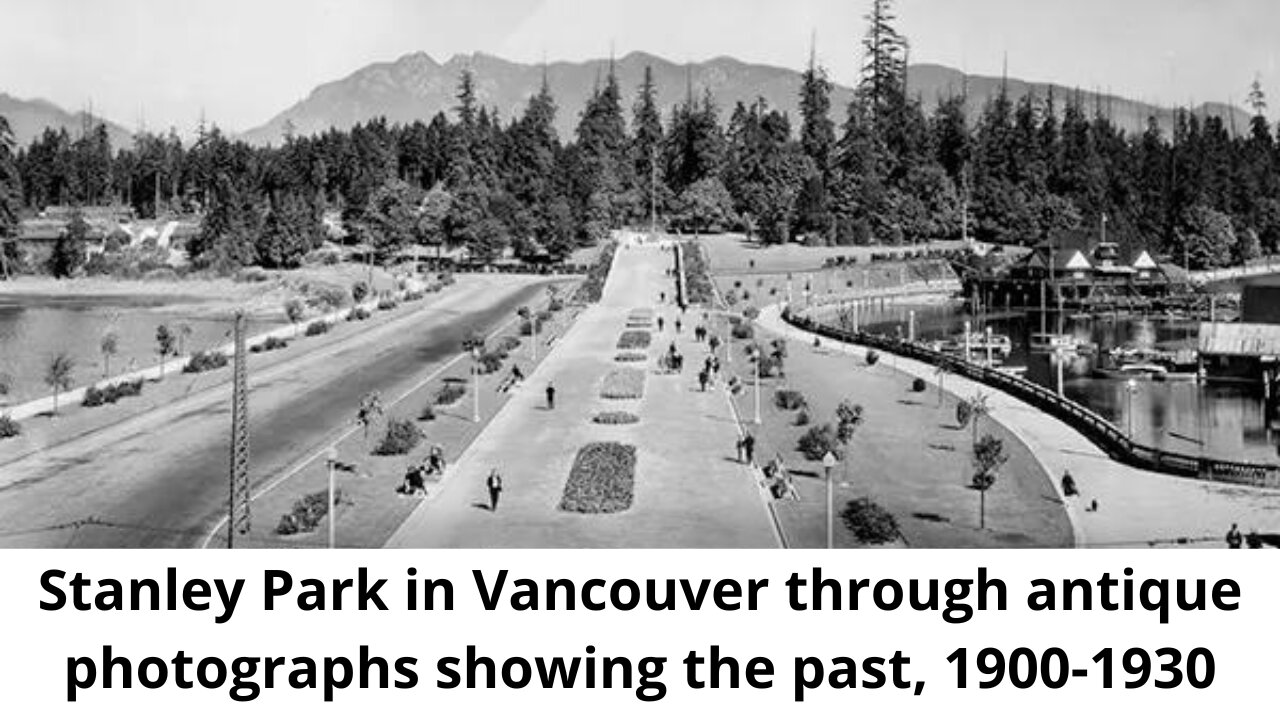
[0,294,279,405]
[848,298,1280,465]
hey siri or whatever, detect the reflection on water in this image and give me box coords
[0,295,277,404]
[831,298,1280,465]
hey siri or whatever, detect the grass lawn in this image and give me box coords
[717,314,1072,549]
[699,233,968,274]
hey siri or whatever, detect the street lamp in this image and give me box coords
[1125,378,1139,441]
[823,451,838,549]
[471,347,482,423]
[326,447,338,550]
[747,344,761,425]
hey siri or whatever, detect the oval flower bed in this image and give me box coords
[601,368,645,399]
[617,330,653,350]
[614,351,647,363]
[559,442,637,514]
[592,411,639,425]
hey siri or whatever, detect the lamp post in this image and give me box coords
[1125,378,1138,441]
[747,344,761,425]
[326,447,337,550]
[471,347,482,423]
[822,451,838,549]
[963,320,972,363]
[1054,349,1066,397]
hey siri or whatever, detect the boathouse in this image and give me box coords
[1198,322,1280,383]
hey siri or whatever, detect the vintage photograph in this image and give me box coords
[0,0,1278,549]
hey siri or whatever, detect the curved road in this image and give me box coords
[0,276,549,548]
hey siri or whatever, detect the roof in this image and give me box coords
[1025,247,1092,271]
[1199,322,1280,358]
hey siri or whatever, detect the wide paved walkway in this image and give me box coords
[387,235,778,548]
[760,306,1280,547]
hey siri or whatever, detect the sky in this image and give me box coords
[1,0,1276,135]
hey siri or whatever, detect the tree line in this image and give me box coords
[2,0,1280,273]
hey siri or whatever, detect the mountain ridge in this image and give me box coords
[0,92,134,149]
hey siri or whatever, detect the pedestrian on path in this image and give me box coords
[1061,470,1078,497]
[742,433,756,466]
[658,317,665,332]
[698,369,709,392]
[675,318,682,334]
[486,469,503,512]
[546,382,556,410]
[1226,523,1244,549]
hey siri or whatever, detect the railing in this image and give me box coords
[784,307,1280,489]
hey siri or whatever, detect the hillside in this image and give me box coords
[241,51,1252,146]
[0,93,134,148]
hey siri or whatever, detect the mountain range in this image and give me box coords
[240,51,1255,145]
[0,93,134,149]
[2,52,1255,150]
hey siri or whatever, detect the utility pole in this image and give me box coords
[227,311,251,548]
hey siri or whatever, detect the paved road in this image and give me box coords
[387,237,778,548]
[0,277,547,548]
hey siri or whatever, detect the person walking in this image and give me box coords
[545,381,556,410]
[486,469,504,512]
[675,318,682,334]
[742,433,756,466]
[1226,523,1244,549]
[698,368,709,392]
[658,317,665,332]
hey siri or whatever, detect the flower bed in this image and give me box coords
[572,242,617,304]
[347,307,372,322]
[592,411,639,425]
[601,368,645,399]
[559,442,637,514]
[616,330,652,350]
[276,489,344,536]
[614,352,647,363]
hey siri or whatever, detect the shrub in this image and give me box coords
[0,414,22,439]
[475,351,505,375]
[305,320,332,336]
[731,323,754,340]
[911,377,927,393]
[549,298,564,312]
[775,389,807,410]
[614,352,647,363]
[592,411,639,425]
[601,368,645,399]
[795,408,811,426]
[418,405,437,422]
[865,350,880,366]
[797,423,840,461]
[404,290,425,302]
[276,489,343,536]
[347,307,371,322]
[497,336,522,353]
[373,417,424,456]
[519,316,545,336]
[184,350,229,374]
[251,336,289,353]
[83,379,145,407]
[742,306,760,320]
[617,330,652,350]
[433,382,466,407]
[351,280,370,304]
[377,297,399,311]
[559,442,637,514]
[840,498,901,545]
[956,400,973,429]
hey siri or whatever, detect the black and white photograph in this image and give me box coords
[2,0,1279,550]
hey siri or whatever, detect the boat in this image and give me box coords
[1029,333,1082,354]
[932,333,1013,358]
[1092,363,1168,380]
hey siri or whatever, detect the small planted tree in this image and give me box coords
[155,325,176,377]
[352,280,370,305]
[100,332,119,379]
[957,392,991,445]
[45,352,76,415]
[285,299,306,337]
[971,433,1009,530]
[178,323,193,356]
